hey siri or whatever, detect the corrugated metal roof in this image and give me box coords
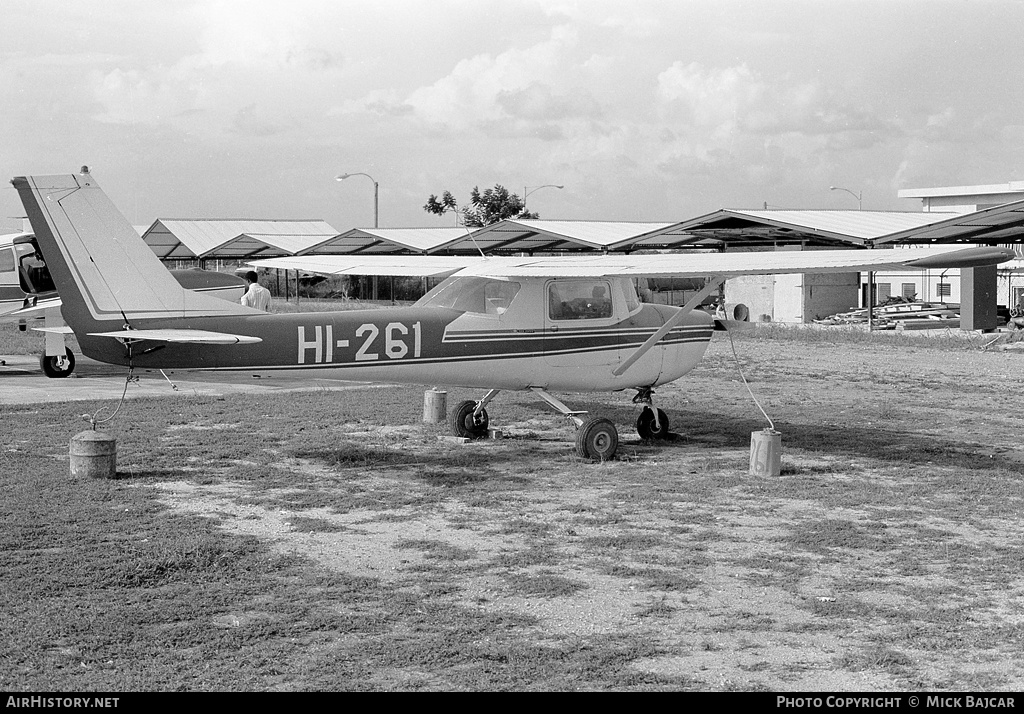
[142,219,339,259]
[441,219,687,253]
[139,200,1024,263]
[304,228,470,255]
[729,209,955,240]
[295,222,694,256]
[626,203,1024,249]
[872,197,1024,245]
[628,209,956,249]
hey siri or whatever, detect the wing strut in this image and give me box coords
[613,275,725,377]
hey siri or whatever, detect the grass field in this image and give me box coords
[2,323,1023,691]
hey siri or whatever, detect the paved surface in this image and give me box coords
[0,354,379,405]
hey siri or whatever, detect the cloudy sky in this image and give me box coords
[2,0,1022,233]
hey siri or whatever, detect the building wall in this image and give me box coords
[804,272,861,320]
[725,275,775,322]
[868,268,961,305]
[723,272,859,324]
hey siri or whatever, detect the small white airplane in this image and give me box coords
[12,169,1015,458]
[0,230,247,377]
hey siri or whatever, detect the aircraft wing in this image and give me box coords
[251,246,1014,280]
[0,296,62,322]
[88,329,263,345]
[456,245,1016,278]
[249,255,472,278]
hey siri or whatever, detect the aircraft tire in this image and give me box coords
[450,399,489,439]
[40,348,75,379]
[575,417,618,461]
[636,407,670,440]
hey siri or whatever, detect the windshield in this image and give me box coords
[415,276,521,315]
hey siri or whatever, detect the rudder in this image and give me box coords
[12,169,253,334]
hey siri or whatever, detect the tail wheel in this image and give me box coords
[449,399,489,439]
[575,417,618,461]
[636,407,670,440]
[40,348,75,379]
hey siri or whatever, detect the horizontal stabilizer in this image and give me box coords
[32,326,75,334]
[1,298,63,321]
[88,329,262,345]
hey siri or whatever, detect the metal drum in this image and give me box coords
[69,430,117,479]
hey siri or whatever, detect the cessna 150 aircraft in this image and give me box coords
[0,230,246,377]
[12,169,1015,459]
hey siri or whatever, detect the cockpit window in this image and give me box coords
[0,248,14,273]
[548,280,613,321]
[415,276,521,315]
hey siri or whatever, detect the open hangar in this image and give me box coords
[635,198,1024,329]
[138,191,1024,331]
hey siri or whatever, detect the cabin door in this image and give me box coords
[543,279,621,367]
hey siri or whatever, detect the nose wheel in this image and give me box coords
[636,406,670,440]
[633,387,671,440]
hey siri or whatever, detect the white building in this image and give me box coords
[893,182,1024,310]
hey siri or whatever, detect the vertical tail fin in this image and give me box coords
[11,169,253,334]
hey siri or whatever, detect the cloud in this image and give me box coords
[92,66,201,125]
[650,60,903,175]
[190,0,344,70]
[87,1,345,134]
[229,103,292,137]
[402,25,585,133]
[496,83,602,122]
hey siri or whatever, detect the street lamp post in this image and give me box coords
[830,185,872,329]
[336,172,380,300]
[829,185,862,210]
[524,184,564,199]
[336,172,379,227]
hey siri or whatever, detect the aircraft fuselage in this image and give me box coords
[77,277,715,392]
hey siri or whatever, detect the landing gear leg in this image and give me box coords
[449,389,500,439]
[633,386,670,440]
[531,388,618,461]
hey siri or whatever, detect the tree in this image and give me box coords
[424,184,539,227]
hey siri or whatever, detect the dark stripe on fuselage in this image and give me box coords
[0,286,27,301]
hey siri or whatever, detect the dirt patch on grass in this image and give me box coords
[12,331,1022,690]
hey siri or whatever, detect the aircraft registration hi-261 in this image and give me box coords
[13,169,1015,459]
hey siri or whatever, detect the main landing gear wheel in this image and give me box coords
[636,407,670,440]
[450,399,489,439]
[575,417,618,461]
[40,348,75,379]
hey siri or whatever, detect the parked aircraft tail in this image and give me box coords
[11,169,255,338]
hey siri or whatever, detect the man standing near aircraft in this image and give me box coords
[240,270,271,311]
